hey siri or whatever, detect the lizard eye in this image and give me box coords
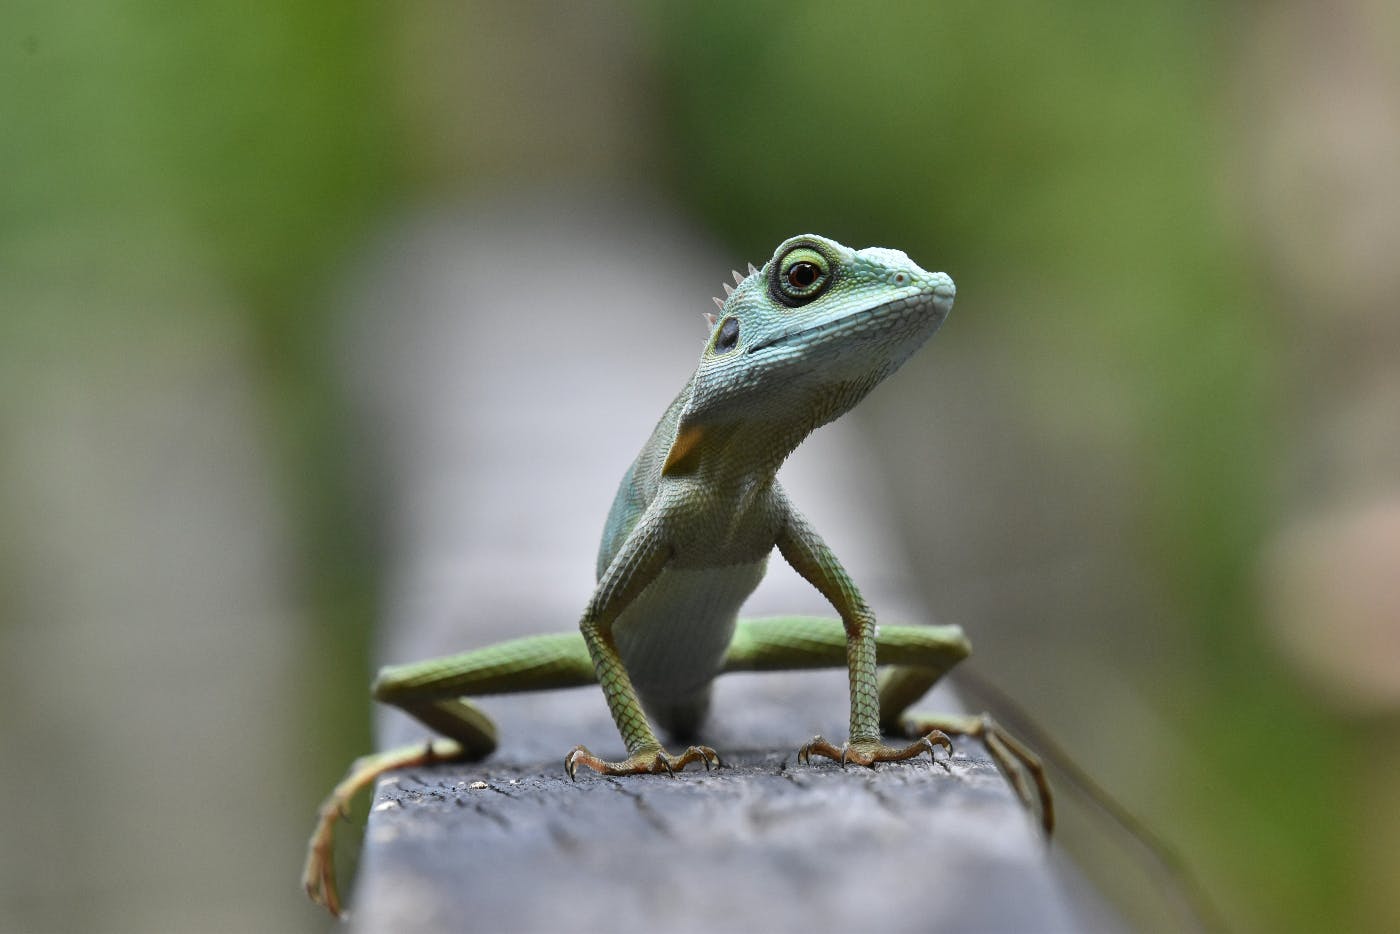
[711,316,740,354]
[787,262,820,289]
[771,245,832,306]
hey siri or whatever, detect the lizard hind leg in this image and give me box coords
[899,711,1054,835]
[302,737,469,917]
[304,631,597,917]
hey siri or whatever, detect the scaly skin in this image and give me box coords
[304,235,1052,917]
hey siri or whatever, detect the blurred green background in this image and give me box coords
[3,2,1398,931]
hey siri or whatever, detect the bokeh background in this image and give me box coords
[3,2,1398,931]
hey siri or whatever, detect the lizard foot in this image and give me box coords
[902,712,1054,834]
[303,739,464,918]
[796,730,952,769]
[564,743,722,779]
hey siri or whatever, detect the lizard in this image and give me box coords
[303,233,1052,917]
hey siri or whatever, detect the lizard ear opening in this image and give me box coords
[710,317,740,354]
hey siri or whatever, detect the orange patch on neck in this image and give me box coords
[661,424,706,476]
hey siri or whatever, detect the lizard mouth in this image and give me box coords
[746,293,941,355]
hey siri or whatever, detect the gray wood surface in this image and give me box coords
[337,198,1116,933]
[353,742,1068,932]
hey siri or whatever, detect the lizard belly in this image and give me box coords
[612,559,767,705]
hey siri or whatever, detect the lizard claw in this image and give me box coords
[800,733,828,761]
[564,743,722,778]
[797,730,952,770]
[920,734,953,772]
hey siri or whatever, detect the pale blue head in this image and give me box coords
[684,234,955,432]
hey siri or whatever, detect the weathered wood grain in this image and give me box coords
[348,668,1105,932]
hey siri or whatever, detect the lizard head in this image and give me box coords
[678,234,954,450]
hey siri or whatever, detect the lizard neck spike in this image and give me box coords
[722,282,735,297]
[731,269,745,286]
[712,296,725,310]
[748,262,759,276]
[703,312,718,329]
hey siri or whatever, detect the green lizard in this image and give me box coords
[303,233,1051,917]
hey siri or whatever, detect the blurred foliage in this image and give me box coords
[649,2,1348,930]
[2,3,390,288]
[2,3,393,925]
[15,0,388,656]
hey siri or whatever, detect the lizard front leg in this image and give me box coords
[775,508,951,767]
[566,509,721,778]
[722,615,1054,833]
